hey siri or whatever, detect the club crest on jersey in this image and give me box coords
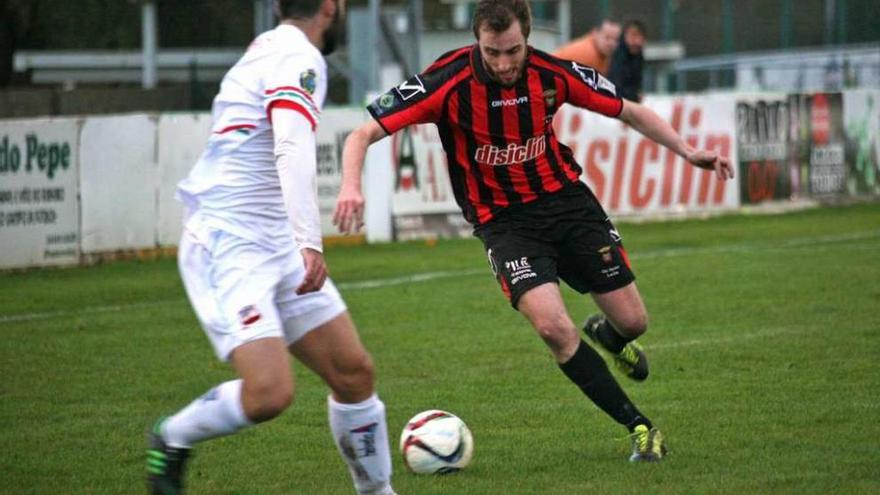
[300,69,317,95]
[543,89,557,107]
[238,305,262,326]
[394,75,427,101]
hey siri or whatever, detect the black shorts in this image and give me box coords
[474,183,635,309]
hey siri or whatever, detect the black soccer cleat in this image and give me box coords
[583,314,649,381]
[147,418,191,495]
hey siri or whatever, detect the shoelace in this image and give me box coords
[619,345,638,365]
[632,429,650,452]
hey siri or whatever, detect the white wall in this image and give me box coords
[79,114,158,253]
[1,89,877,268]
[0,118,80,268]
[156,113,212,246]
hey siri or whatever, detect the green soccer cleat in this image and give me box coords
[147,418,191,495]
[629,424,667,462]
[583,314,649,381]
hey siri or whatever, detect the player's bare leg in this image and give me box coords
[290,312,395,495]
[585,282,650,381]
[516,283,660,454]
[516,283,581,362]
[149,338,291,494]
[591,282,648,339]
[232,337,295,422]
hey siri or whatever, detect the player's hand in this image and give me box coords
[687,149,735,180]
[297,248,328,295]
[333,186,365,234]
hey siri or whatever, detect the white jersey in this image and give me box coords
[177,25,326,251]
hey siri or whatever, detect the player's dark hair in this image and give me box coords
[623,18,647,36]
[275,0,324,19]
[472,0,532,40]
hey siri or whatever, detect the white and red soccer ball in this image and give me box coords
[399,409,473,475]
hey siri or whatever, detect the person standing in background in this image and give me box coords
[554,18,621,76]
[609,19,646,102]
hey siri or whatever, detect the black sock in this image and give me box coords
[596,319,630,354]
[559,340,652,432]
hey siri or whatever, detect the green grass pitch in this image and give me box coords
[1,202,878,494]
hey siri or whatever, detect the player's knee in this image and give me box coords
[533,314,578,350]
[243,375,295,422]
[613,312,648,338]
[329,352,375,402]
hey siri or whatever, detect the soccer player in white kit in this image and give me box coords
[146,1,395,494]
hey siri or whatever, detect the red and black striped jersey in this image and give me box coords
[367,44,623,225]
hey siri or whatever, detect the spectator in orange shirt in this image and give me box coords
[554,19,621,75]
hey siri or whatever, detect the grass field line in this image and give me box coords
[631,229,880,259]
[336,268,486,289]
[0,301,181,325]
[1,229,877,326]
[647,326,802,350]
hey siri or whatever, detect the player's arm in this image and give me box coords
[334,66,450,234]
[333,119,388,234]
[618,100,734,180]
[555,57,734,181]
[272,106,327,294]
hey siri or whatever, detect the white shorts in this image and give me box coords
[178,225,347,362]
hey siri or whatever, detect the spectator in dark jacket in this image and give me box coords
[609,19,646,102]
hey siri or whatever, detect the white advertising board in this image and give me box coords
[842,90,880,196]
[79,114,158,253]
[389,124,459,216]
[156,113,212,246]
[317,108,365,236]
[554,94,740,217]
[383,94,741,240]
[0,118,80,268]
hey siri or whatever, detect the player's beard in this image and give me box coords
[485,64,524,88]
[321,7,346,55]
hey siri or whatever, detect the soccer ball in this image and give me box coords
[399,409,473,474]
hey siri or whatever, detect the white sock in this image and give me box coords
[328,394,394,495]
[162,379,252,448]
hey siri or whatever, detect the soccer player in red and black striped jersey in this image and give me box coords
[335,0,733,462]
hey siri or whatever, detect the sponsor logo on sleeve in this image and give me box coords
[596,73,617,96]
[571,62,597,88]
[394,75,427,101]
[379,93,395,109]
